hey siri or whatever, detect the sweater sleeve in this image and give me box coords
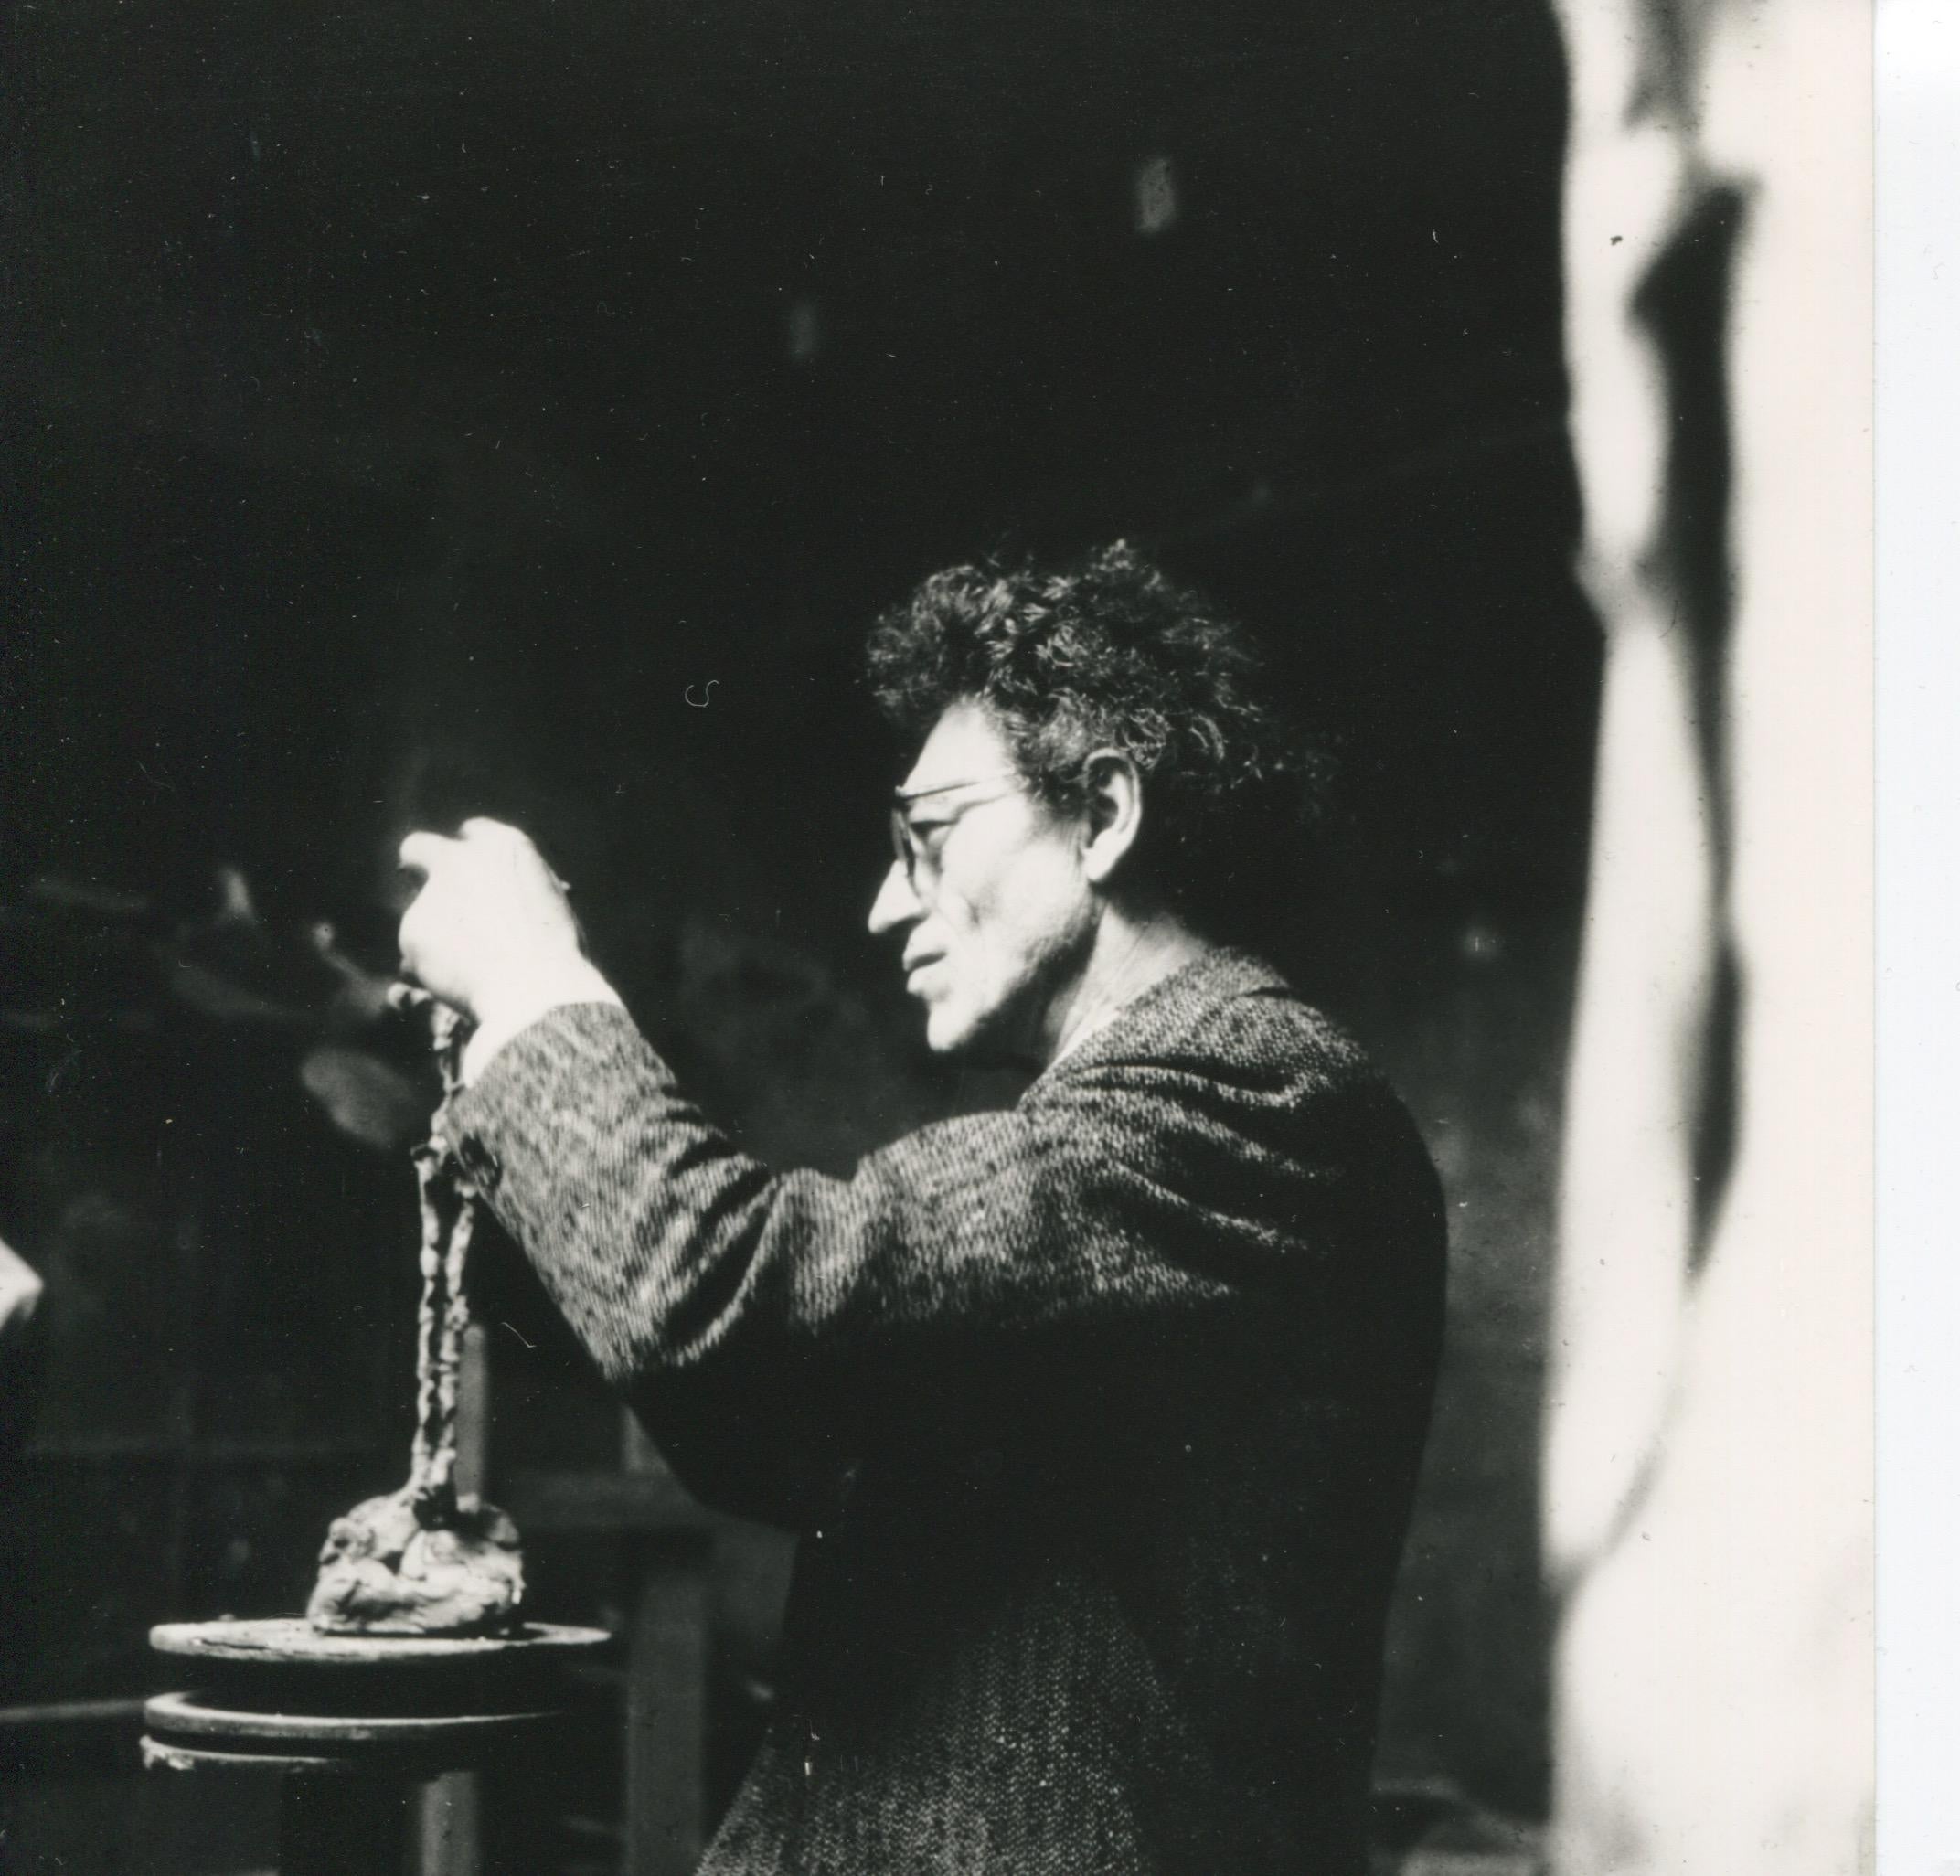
[442,1001,1351,1524]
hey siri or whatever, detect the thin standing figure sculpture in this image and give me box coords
[306,987,526,1636]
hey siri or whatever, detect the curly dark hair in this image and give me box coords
[866,543,1326,944]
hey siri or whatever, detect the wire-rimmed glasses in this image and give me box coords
[888,773,1020,897]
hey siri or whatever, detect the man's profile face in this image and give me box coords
[868,701,1095,1062]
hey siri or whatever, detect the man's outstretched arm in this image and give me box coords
[440,997,1295,1521]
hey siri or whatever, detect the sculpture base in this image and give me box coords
[144,1618,610,1875]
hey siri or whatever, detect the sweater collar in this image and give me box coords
[1028,944,1288,1089]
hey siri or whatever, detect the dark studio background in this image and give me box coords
[2,0,1595,1867]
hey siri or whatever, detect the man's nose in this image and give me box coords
[868,859,924,936]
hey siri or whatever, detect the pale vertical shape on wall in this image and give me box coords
[1544,0,1714,1583]
[1547,1,1873,1871]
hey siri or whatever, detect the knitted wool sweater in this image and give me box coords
[444,946,1446,1876]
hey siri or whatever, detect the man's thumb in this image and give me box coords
[398,830,457,879]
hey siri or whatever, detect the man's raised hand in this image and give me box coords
[397,818,622,1082]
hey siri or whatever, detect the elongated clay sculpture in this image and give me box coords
[307,995,525,1636]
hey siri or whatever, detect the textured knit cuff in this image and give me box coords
[439,1001,670,1201]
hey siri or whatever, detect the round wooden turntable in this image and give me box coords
[144,1617,611,1872]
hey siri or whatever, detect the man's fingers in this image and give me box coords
[398,830,458,878]
[458,815,524,845]
[400,821,528,878]
[455,817,569,894]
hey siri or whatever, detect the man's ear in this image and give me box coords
[1079,750,1145,886]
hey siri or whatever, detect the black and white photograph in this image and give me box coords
[1,1,1882,1871]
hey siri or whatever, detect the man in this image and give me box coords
[399,544,1445,1876]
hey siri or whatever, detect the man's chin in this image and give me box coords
[921,1005,976,1057]
[921,999,1035,1069]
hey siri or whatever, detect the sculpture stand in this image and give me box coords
[144,1617,609,1875]
[142,991,597,1872]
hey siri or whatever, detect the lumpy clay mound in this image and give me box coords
[307,1486,524,1636]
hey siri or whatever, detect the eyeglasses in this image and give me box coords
[888,773,1020,896]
